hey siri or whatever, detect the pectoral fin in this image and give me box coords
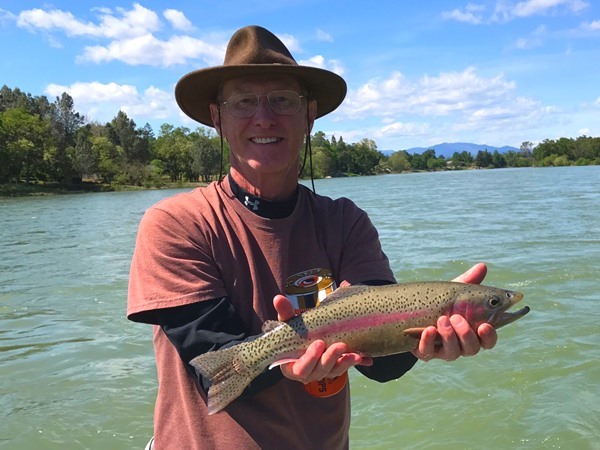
[403,327,426,339]
[268,358,299,370]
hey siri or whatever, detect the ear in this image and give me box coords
[209,103,221,134]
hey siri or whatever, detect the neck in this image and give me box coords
[228,174,298,218]
[229,167,298,202]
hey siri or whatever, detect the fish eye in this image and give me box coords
[488,296,502,308]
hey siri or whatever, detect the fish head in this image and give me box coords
[449,284,529,330]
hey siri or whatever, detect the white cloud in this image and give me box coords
[277,33,302,53]
[581,20,600,31]
[298,55,345,76]
[513,24,547,49]
[13,4,228,67]
[79,34,223,67]
[163,9,194,31]
[16,3,161,39]
[10,5,335,72]
[44,81,176,123]
[0,8,17,24]
[341,67,518,119]
[442,3,486,24]
[443,0,590,24]
[377,121,431,138]
[332,67,557,147]
[493,0,589,22]
[511,0,588,17]
[316,29,333,42]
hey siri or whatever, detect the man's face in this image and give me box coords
[211,75,316,183]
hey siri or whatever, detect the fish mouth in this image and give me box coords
[491,290,530,329]
[494,305,530,329]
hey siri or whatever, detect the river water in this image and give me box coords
[1,166,598,449]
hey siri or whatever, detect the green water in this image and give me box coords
[1,166,598,449]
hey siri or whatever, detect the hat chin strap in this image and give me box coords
[217,106,225,184]
[298,103,316,193]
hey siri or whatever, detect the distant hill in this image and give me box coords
[381,142,519,159]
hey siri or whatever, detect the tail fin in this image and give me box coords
[190,346,256,415]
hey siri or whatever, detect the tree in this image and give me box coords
[93,135,122,183]
[311,131,330,149]
[190,129,221,182]
[352,138,381,175]
[69,126,99,181]
[409,153,426,170]
[154,124,192,182]
[388,150,411,172]
[0,108,49,183]
[44,93,84,181]
[107,111,151,163]
[475,150,493,168]
[427,155,447,170]
[533,139,555,161]
[451,151,473,168]
[519,141,534,158]
[421,149,437,168]
[492,150,507,168]
[504,150,531,168]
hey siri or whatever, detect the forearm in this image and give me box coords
[356,352,418,382]
[156,297,283,396]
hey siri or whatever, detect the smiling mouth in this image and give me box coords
[251,137,282,144]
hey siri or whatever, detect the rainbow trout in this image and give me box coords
[190,281,529,414]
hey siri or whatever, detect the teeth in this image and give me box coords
[252,137,280,144]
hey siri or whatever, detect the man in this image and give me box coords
[127,26,496,449]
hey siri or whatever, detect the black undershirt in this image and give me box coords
[228,173,298,219]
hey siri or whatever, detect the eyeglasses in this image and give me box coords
[221,90,305,119]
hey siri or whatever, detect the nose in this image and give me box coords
[252,95,277,125]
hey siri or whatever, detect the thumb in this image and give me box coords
[273,294,295,321]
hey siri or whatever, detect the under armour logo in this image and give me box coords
[244,196,260,211]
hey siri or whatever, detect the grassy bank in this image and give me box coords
[0,181,207,198]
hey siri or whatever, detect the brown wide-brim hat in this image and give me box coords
[175,25,347,127]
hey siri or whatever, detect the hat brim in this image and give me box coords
[175,65,347,127]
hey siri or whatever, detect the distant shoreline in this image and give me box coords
[0,181,207,198]
[2,164,597,198]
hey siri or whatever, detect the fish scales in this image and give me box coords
[190,281,529,414]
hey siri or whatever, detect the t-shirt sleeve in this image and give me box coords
[337,199,396,285]
[127,205,228,324]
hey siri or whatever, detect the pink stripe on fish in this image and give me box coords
[306,309,432,340]
[451,301,487,325]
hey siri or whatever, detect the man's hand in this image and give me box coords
[411,263,498,362]
[272,295,372,384]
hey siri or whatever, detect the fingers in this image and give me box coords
[452,263,487,284]
[280,341,366,384]
[477,323,498,350]
[412,315,496,362]
[449,315,480,357]
[413,326,438,361]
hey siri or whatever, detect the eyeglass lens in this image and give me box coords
[224,90,303,118]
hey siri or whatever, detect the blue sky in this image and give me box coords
[1,0,598,150]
